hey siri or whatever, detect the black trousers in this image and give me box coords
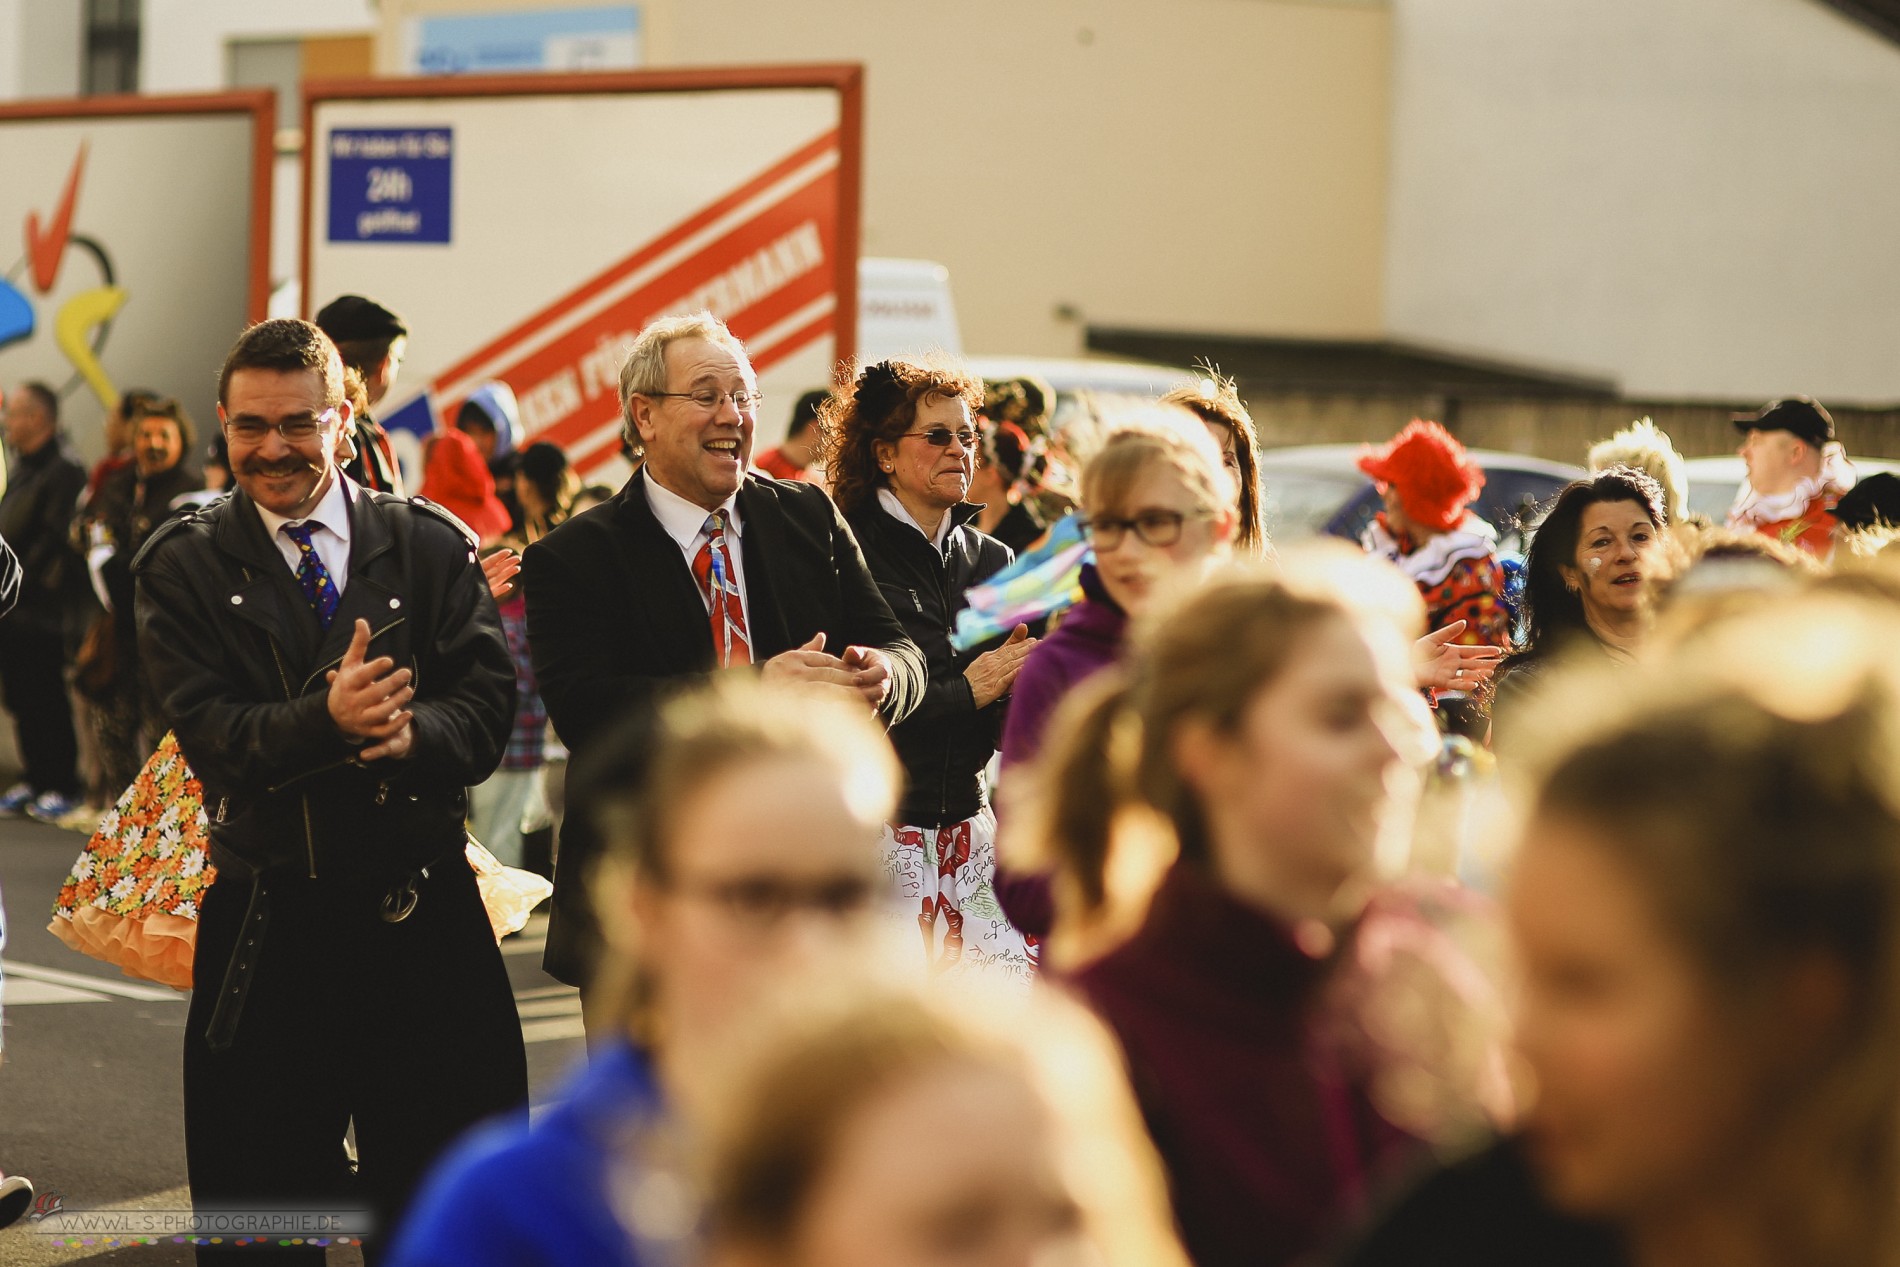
[0,619,78,796]
[183,857,528,1263]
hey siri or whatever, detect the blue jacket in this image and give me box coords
[387,1038,685,1267]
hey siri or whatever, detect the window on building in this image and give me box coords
[83,0,141,96]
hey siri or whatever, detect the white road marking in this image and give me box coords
[4,976,112,1004]
[521,1015,587,1044]
[2,959,182,1002]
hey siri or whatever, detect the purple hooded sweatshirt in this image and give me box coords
[994,565,1128,937]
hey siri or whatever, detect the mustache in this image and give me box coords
[239,455,322,479]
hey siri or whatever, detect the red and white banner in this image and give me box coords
[305,69,861,484]
[425,129,840,476]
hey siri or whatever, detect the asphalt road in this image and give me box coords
[0,812,585,1264]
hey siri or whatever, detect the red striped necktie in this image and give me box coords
[692,511,751,667]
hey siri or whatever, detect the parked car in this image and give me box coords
[1682,454,1900,523]
[1258,443,1586,549]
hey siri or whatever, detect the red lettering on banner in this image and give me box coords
[418,130,845,477]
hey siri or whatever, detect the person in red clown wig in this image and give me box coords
[1358,420,1512,654]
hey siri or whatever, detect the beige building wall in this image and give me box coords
[374,0,1392,358]
[1384,0,1900,405]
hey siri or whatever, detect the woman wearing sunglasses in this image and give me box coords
[821,359,1041,980]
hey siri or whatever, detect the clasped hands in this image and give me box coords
[328,618,415,761]
[762,632,893,708]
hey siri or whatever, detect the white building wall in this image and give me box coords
[1383,0,1900,403]
[16,0,82,99]
[140,0,377,95]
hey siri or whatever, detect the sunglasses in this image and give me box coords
[902,427,978,449]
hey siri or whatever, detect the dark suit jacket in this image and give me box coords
[522,470,926,984]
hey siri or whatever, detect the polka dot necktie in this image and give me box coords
[281,522,339,631]
[692,512,751,667]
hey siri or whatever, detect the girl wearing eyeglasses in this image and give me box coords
[995,417,1241,939]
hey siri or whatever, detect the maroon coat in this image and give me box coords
[1070,864,1416,1267]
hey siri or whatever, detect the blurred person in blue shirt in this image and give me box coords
[387,678,905,1267]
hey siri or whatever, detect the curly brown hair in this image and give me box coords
[819,358,984,515]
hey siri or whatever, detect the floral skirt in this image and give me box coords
[49,732,553,991]
[882,807,1038,982]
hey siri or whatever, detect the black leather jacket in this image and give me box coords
[133,483,515,884]
[846,499,1013,827]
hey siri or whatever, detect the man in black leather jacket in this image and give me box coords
[135,319,525,1262]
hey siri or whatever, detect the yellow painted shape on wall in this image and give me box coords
[54,285,127,414]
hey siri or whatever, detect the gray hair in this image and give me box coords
[617,312,754,442]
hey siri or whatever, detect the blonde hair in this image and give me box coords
[587,678,901,1035]
[1080,414,1237,525]
[1022,553,1423,962]
[1519,595,1900,1264]
[1588,417,1688,525]
[704,982,1192,1267]
[616,311,753,443]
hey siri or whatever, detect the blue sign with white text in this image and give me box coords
[327,128,454,245]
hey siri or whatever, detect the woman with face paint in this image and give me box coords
[1488,469,1668,750]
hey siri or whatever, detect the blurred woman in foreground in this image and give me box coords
[1025,560,1504,1267]
[1346,595,1900,1267]
[703,984,1190,1267]
[389,680,903,1267]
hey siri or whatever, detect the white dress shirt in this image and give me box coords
[643,469,752,634]
[255,470,355,596]
[877,487,952,551]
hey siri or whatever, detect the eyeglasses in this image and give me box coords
[902,427,978,449]
[224,407,340,444]
[666,872,877,930]
[1079,510,1209,551]
[643,387,764,413]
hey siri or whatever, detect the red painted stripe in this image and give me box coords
[430,129,840,390]
[489,167,838,452]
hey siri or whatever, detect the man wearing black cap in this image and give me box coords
[314,294,409,496]
[1728,395,1857,559]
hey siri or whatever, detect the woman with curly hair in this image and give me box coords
[820,359,1040,979]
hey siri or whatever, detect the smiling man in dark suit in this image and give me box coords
[522,312,926,995]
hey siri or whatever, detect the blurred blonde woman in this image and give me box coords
[703,983,1191,1267]
[389,679,904,1267]
[1345,594,1900,1267]
[1026,560,1507,1267]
